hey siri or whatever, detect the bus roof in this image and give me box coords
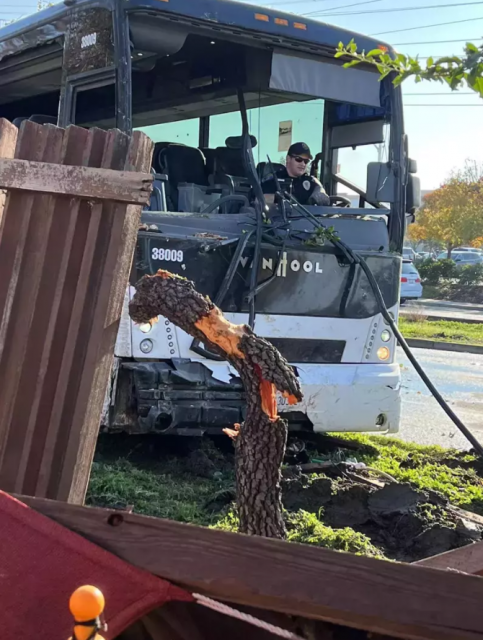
[0,0,392,60]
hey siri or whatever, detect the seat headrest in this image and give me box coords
[225,135,257,149]
[258,161,286,180]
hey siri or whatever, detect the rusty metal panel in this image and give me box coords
[0,119,153,503]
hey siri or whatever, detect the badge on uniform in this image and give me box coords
[303,180,311,190]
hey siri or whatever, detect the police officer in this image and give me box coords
[262,142,330,206]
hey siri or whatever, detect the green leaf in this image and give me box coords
[349,40,358,53]
[471,76,483,97]
[465,42,479,53]
[426,57,434,67]
[392,75,404,87]
[343,60,361,68]
[366,48,384,58]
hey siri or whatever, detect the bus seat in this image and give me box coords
[257,161,286,181]
[213,135,257,179]
[159,144,209,211]
[153,141,187,174]
[201,148,217,176]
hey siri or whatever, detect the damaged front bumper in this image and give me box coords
[105,358,401,435]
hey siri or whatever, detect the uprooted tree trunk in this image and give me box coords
[129,270,303,538]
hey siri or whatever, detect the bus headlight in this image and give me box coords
[140,339,153,354]
[377,346,390,361]
[139,323,152,334]
[381,330,391,342]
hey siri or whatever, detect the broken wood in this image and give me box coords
[129,270,302,538]
[0,157,153,204]
[416,539,483,576]
[17,494,483,640]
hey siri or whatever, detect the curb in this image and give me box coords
[418,299,483,312]
[405,338,483,355]
[400,313,482,325]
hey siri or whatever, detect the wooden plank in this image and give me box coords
[0,119,18,225]
[17,495,483,640]
[416,540,483,576]
[0,157,153,204]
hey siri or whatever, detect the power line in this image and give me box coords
[303,0,380,15]
[260,0,358,5]
[404,91,474,94]
[313,1,483,16]
[393,37,483,45]
[371,16,483,35]
[405,103,483,106]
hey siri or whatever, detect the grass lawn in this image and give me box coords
[86,433,483,560]
[399,317,483,345]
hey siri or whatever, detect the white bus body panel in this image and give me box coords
[119,287,401,434]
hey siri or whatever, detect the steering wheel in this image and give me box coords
[329,195,351,208]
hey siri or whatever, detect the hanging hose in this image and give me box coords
[286,195,483,457]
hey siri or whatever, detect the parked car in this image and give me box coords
[436,251,483,265]
[417,251,436,261]
[452,251,483,268]
[400,260,423,303]
[403,246,417,261]
[454,246,483,254]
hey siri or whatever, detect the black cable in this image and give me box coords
[315,1,483,16]
[358,259,483,456]
[393,38,483,45]
[287,195,483,456]
[303,0,380,15]
[371,16,483,36]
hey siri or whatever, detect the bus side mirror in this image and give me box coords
[406,174,421,214]
[408,158,418,174]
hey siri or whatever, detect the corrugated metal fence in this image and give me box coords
[0,118,153,503]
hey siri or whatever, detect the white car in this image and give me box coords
[451,251,483,268]
[454,246,483,254]
[400,260,423,303]
[403,246,417,261]
[437,250,483,266]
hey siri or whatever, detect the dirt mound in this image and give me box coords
[282,471,482,562]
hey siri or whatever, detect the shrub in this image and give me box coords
[417,259,458,285]
[458,263,483,285]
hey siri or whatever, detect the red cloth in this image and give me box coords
[0,491,192,639]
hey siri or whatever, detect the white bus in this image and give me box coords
[0,0,420,436]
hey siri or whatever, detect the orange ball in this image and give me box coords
[69,586,105,622]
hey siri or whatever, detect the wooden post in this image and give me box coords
[0,120,17,225]
[0,119,153,503]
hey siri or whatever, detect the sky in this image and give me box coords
[2,0,482,190]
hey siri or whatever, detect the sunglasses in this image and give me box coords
[291,155,310,165]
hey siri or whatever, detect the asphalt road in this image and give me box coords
[401,299,483,322]
[398,347,483,450]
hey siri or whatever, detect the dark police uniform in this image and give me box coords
[261,142,330,206]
